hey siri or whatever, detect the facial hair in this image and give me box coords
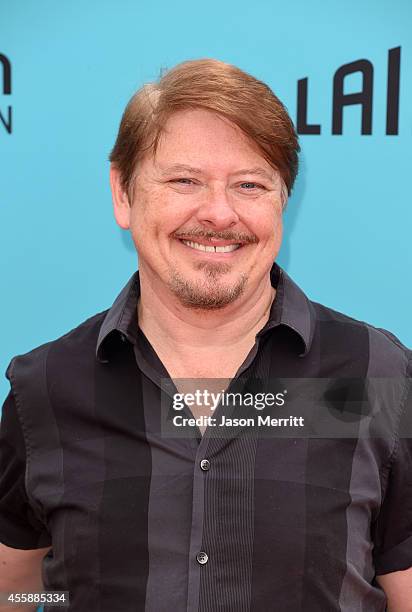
[168,261,248,310]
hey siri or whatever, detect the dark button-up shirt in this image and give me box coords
[1,262,411,611]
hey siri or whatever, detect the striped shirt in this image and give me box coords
[1,262,411,611]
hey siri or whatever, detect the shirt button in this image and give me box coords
[120,333,127,342]
[196,551,208,565]
[200,459,210,471]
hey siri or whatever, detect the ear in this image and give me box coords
[110,164,131,229]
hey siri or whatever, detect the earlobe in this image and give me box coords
[110,164,131,230]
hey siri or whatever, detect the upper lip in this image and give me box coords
[177,237,244,247]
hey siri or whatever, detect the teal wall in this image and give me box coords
[1,0,411,407]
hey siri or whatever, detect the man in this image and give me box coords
[0,58,411,612]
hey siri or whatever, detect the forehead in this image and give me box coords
[150,108,276,176]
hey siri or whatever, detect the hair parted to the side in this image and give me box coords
[109,58,300,205]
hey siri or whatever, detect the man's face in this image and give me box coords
[113,108,284,310]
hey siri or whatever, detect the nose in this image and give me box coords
[195,184,239,230]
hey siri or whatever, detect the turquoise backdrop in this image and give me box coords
[1,0,411,408]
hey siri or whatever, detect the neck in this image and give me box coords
[136,264,276,353]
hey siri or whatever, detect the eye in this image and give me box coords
[239,182,265,190]
[171,178,195,185]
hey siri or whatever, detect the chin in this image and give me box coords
[168,268,248,310]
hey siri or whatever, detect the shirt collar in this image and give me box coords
[96,262,316,363]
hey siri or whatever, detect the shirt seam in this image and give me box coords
[373,326,408,352]
[6,353,51,528]
[6,357,34,507]
[379,350,412,503]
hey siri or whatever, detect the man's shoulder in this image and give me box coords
[6,309,110,383]
[310,298,411,375]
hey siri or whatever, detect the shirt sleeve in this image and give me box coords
[0,384,52,549]
[373,363,412,575]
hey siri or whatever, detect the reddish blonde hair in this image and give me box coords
[109,58,300,201]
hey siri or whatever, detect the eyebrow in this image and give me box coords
[159,164,276,181]
[159,164,203,175]
[232,167,276,181]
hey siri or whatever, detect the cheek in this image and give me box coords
[245,206,282,241]
[133,189,195,232]
[128,194,160,237]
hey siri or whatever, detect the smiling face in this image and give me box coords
[111,108,285,310]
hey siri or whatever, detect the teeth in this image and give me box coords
[215,245,238,253]
[182,240,241,253]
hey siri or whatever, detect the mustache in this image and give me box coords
[173,228,258,244]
